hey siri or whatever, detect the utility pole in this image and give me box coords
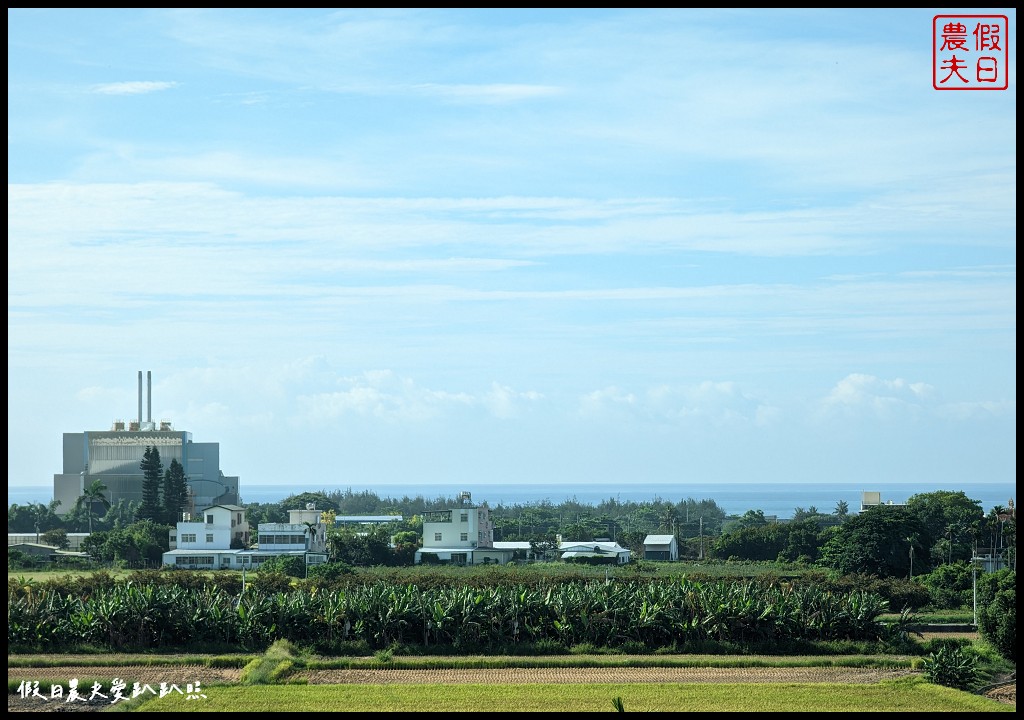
[972,559,977,627]
[698,516,704,561]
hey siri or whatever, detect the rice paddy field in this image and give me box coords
[7,650,1014,713]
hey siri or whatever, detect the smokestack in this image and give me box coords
[138,371,143,426]
[147,371,152,423]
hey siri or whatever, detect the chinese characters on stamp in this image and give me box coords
[933,15,1009,90]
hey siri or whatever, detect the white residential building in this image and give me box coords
[168,504,249,551]
[162,504,326,570]
[257,506,327,554]
[415,501,516,565]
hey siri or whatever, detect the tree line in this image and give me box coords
[8,464,1017,585]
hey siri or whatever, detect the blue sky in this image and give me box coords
[7,9,1016,496]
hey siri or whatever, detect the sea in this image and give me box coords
[9,481,1015,519]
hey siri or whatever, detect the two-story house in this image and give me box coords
[168,504,249,552]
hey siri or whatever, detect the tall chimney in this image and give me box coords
[147,371,152,423]
[138,371,143,425]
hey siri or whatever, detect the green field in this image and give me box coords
[9,647,1013,713]
[114,679,1011,713]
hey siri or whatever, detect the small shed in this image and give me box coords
[642,534,679,561]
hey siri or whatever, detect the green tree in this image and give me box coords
[80,531,110,561]
[102,528,139,565]
[561,518,598,542]
[784,519,823,562]
[920,562,974,609]
[724,509,769,533]
[392,530,420,547]
[905,490,983,566]
[976,568,1015,662]
[529,532,560,561]
[161,458,189,526]
[40,527,70,550]
[391,530,420,565]
[279,491,339,513]
[327,525,393,566]
[136,446,163,522]
[244,501,289,527]
[818,506,926,578]
[834,500,850,519]
[7,501,63,534]
[102,499,140,530]
[713,523,788,561]
[81,519,170,567]
[127,519,172,566]
[77,479,111,534]
[712,519,822,562]
[259,554,306,577]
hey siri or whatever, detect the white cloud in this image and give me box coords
[578,386,637,419]
[292,371,544,424]
[647,381,779,427]
[936,399,1016,421]
[819,373,936,420]
[90,81,179,95]
[411,83,562,104]
[483,382,544,419]
[578,381,777,427]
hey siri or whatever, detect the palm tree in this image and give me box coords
[945,524,959,564]
[77,479,111,534]
[303,521,319,551]
[906,534,918,578]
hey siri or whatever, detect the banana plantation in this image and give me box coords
[9,576,898,654]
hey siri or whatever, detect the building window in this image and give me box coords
[206,514,215,524]
[460,533,468,541]
[206,534,214,543]
[180,533,197,543]
[434,533,442,542]
[175,556,214,566]
[460,512,468,522]
[170,535,176,543]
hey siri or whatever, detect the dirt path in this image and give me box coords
[299,666,919,685]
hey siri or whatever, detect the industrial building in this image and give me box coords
[52,371,241,516]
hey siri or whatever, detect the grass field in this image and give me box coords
[106,678,1013,713]
[8,646,1014,713]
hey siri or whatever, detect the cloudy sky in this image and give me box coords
[8,9,1016,496]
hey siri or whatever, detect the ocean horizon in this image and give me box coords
[9,480,1015,520]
